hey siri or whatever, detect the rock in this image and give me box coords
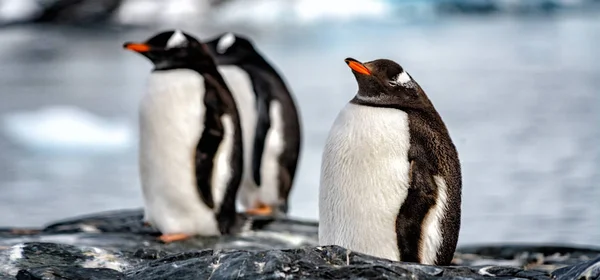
[16,266,124,280]
[0,209,599,279]
[33,0,123,24]
[122,245,557,280]
[551,256,600,280]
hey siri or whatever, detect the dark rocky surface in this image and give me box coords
[33,0,123,24]
[0,209,599,280]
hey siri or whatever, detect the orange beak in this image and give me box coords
[123,42,150,53]
[345,58,371,75]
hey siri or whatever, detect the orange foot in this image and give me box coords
[158,233,191,243]
[245,203,273,216]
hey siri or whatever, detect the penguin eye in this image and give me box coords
[387,75,401,86]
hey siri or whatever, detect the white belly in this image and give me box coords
[258,100,286,205]
[217,66,259,208]
[318,102,411,262]
[139,69,219,236]
[238,100,286,209]
[219,65,286,210]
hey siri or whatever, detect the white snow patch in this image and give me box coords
[274,271,287,278]
[8,244,24,261]
[0,244,26,276]
[1,106,134,153]
[217,240,255,248]
[210,262,222,270]
[81,247,129,272]
[478,266,495,276]
[255,262,265,273]
[79,225,101,233]
[241,231,316,247]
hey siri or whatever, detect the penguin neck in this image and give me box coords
[180,61,230,92]
[351,89,449,138]
[352,82,432,113]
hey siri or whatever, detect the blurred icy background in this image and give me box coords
[0,0,598,247]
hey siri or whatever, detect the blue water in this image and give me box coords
[0,11,598,247]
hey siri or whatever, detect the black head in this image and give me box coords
[345,57,432,110]
[203,32,259,65]
[123,30,215,71]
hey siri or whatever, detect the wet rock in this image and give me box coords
[42,208,160,235]
[1,209,600,280]
[33,0,123,24]
[552,255,600,280]
[120,245,593,280]
[0,242,130,277]
[16,266,124,280]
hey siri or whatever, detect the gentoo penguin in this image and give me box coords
[318,57,462,265]
[203,32,302,217]
[123,30,244,243]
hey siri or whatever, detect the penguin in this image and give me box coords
[203,32,302,217]
[123,30,244,243]
[318,57,462,265]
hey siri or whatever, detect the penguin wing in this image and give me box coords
[251,93,272,187]
[194,88,225,210]
[395,159,438,263]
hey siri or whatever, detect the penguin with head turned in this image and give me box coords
[123,30,244,243]
[319,57,462,265]
[203,32,302,218]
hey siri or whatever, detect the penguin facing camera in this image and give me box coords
[319,57,462,265]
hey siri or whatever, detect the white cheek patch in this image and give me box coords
[166,30,187,49]
[217,32,236,54]
[390,71,415,88]
[395,71,412,85]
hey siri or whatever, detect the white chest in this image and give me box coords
[318,102,411,262]
[256,100,286,203]
[138,69,220,236]
[217,65,257,180]
[218,65,257,149]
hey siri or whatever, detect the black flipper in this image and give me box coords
[251,90,271,187]
[194,87,224,210]
[216,184,238,235]
[204,75,245,235]
[395,159,438,263]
